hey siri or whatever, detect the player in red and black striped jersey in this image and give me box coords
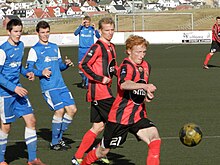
[80,35,161,165]
[71,17,117,165]
[203,16,220,69]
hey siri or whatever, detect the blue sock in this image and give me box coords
[25,127,37,162]
[82,74,88,87]
[0,130,8,162]
[79,72,84,80]
[85,77,88,86]
[58,113,72,141]
[52,115,62,145]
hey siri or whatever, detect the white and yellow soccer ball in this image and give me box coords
[179,123,202,147]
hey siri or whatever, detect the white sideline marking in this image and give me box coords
[165,45,183,50]
[7,135,220,143]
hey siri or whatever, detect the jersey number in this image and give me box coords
[110,137,122,146]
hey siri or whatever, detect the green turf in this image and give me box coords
[5,44,220,165]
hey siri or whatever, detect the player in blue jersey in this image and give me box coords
[0,19,46,165]
[26,21,77,151]
[74,16,100,88]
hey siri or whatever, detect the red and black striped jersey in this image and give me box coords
[212,23,220,43]
[79,39,117,102]
[108,57,151,125]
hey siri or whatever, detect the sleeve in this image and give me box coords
[26,48,43,77]
[0,49,16,92]
[74,25,83,36]
[0,49,6,66]
[95,30,100,39]
[57,48,68,71]
[213,24,220,43]
[119,64,133,85]
[79,45,104,83]
[20,66,28,77]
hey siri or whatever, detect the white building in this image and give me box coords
[0,0,6,4]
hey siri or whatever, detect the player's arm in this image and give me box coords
[213,24,220,43]
[95,29,100,39]
[58,48,73,71]
[26,48,44,77]
[119,64,156,99]
[79,45,106,83]
[20,66,35,81]
[91,23,100,39]
[74,24,83,36]
[0,49,18,92]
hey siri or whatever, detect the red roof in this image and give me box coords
[30,8,51,18]
[46,6,66,13]
[71,7,81,12]
[32,8,44,18]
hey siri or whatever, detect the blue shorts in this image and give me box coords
[43,87,75,111]
[78,47,89,63]
[0,95,33,124]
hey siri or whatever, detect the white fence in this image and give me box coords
[0,31,212,47]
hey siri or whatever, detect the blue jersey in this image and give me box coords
[74,25,100,48]
[0,41,28,96]
[27,42,67,93]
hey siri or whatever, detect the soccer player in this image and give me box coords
[203,16,220,69]
[26,21,77,151]
[0,19,45,165]
[80,35,161,165]
[71,17,117,165]
[74,16,100,88]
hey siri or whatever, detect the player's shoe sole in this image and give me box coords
[59,139,71,149]
[50,143,67,151]
[203,65,209,69]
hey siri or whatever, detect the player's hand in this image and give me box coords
[144,84,156,101]
[26,72,35,81]
[65,56,74,67]
[15,86,28,97]
[102,76,111,85]
[42,67,52,78]
[145,93,154,102]
[81,20,86,26]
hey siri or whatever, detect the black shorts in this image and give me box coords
[210,41,220,53]
[90,97,115,123]
[101,118,156,149]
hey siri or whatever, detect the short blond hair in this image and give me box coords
[98,17,115,30]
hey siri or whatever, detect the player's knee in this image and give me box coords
[55,108,65,116]
[28,116,36,128]
[97,147,110,158]
[1,124,11,134]
[66,106,77,117]
[66,105,77,112]
[72,106,77,114]
[91,123,104,134]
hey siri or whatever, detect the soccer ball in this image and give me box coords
[179,123,202,147]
